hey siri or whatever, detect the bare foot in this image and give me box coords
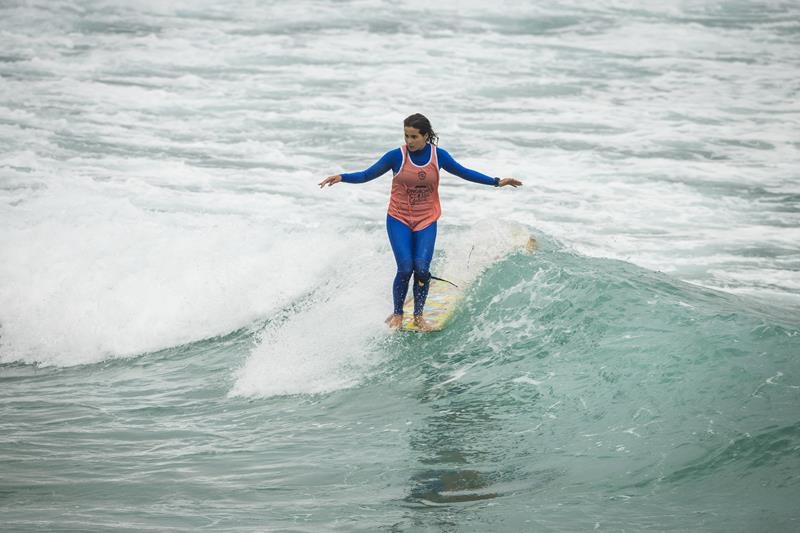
[413,314,433,331]
[385,313,403,329]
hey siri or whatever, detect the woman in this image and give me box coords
[319,113,522,331]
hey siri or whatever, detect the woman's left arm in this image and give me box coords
[438,148,522,187]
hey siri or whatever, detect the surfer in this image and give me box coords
[319,113,522,330]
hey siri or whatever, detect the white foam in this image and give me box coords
[0,180,356,366]
[1,0,798,370]
[230,232,392,398]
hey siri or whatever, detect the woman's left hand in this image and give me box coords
[499,177,523,188]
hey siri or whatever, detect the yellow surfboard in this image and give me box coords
[399,235,537,333]
[400,278,464,332]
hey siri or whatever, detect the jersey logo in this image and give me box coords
[417,171,427,181]
[409,185,431,205]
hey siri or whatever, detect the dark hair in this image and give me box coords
[403,113,438,145]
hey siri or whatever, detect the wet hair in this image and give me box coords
[403,113,439,145]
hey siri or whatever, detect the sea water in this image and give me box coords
[1,1,798,531]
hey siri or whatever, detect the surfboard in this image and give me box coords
[399,235,537,333]
[400,278,464,332]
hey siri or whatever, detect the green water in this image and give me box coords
[2,243,798,531]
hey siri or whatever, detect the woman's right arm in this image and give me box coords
[319,149,401,187]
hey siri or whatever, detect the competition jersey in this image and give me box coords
[387,145,441,231]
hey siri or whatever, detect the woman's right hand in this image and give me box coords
[319,175,342,188]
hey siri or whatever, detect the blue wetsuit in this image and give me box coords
[341,144,497,316]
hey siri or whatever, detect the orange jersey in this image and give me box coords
[387,145,441,231]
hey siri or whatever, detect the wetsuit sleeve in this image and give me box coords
[340,149,402,183]
[438,148,497,186]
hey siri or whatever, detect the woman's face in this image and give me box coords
[404,126,428,152]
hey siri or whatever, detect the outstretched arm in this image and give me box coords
[438,148,522,187]
[319,149,401,188]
